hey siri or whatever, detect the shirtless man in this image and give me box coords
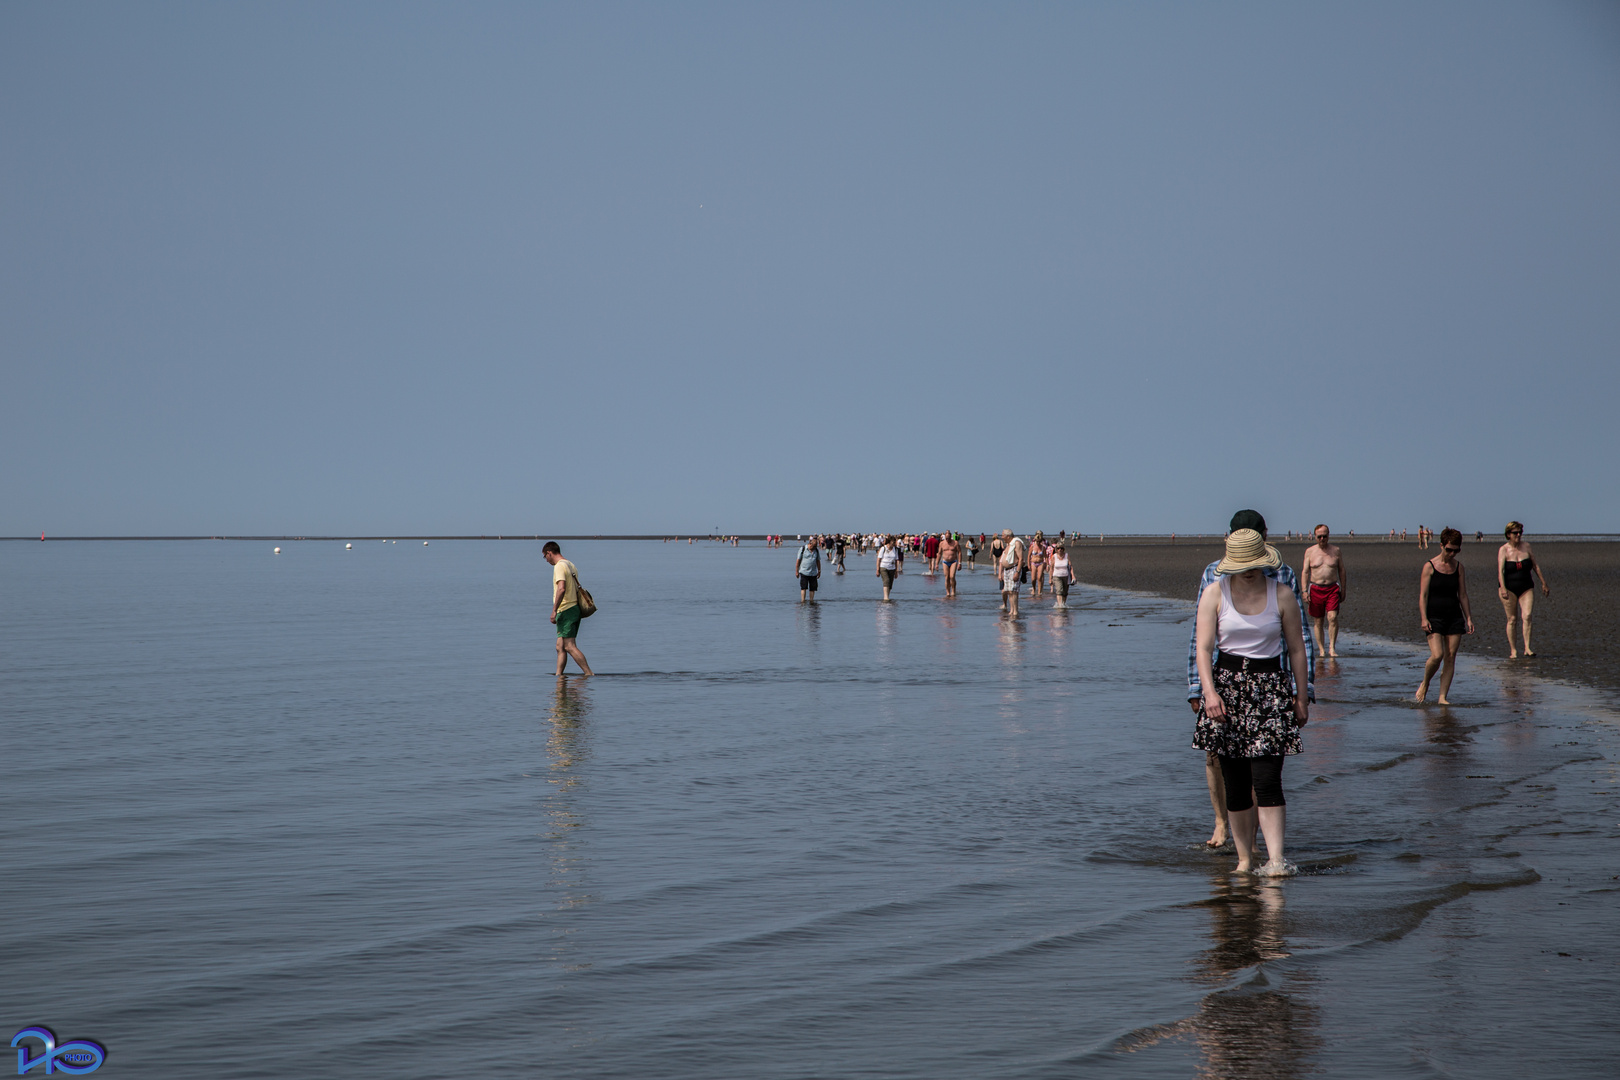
[938,532,962,597]
[1302,524,1349,657]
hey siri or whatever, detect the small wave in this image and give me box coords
[1360,869,1542,945]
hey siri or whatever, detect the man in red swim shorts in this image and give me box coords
[1301,525,1349,657]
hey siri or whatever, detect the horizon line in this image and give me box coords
[9,533,1620,543]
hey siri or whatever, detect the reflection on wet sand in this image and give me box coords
[797,601,822,654]
[547,677,592,780]
[1039,608,1072,665]
[1423,706,1472,747]
[1189,879,1321,1079]
[931,610,969,665]
[875,601,898,636]
[1418,707,1478,803]
[1496,676,1542,753]
[545,677,595,968]
[988,617,1027,720]
[995,614,1026,669]
[1120,879,1320,1075]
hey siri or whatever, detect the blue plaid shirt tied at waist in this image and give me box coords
[1187,561,1316,703]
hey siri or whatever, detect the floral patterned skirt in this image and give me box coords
[1192,666,1302,758]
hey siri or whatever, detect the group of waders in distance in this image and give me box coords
[781,530,1081,608]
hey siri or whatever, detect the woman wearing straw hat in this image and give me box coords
[1192,529,1310,877]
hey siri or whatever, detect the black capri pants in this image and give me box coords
[1218,754,1286,812]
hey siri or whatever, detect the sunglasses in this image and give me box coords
[1443,546,1460,553]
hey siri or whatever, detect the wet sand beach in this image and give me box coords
[1048,538,1620,697]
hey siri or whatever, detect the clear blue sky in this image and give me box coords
[5,2,1618,536]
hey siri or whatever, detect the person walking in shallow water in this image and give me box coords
[544,541,594,677]
[1193,529,1310,877]
[794,536,821,602]
[1497,522,1549,659]
[1028,532,1048,598]
[1049,543,1074,607]
[1302,524,1348,657]
[998,529,1026,616]
[938,532,962,597]
[1188,509,1315,851]
[1417,528,1473,704]
[875,535,901,601]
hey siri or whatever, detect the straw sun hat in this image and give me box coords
[1216,529,1282,574]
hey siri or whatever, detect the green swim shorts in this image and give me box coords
[555,604,583,639]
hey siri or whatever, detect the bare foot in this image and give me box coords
[1508,651,1518,659]
[1524,651,1536,657]
[1414,685,1428,702]
[1437,695,1451,705]
[1234,860,1254,874]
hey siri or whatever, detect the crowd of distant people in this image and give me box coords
[782,531,1089,611]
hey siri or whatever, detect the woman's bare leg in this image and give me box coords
[1519,591,1535,655]
[1257,805,1286,867]
[1206,751,1229,847]
[1502,591,1520,658]
[1229,806,1259,872]
[1417,636,1444,701]
[1437,634,1461,704]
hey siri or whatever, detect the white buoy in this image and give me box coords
[345,543,352,550]
[273,547,281,554]
[423,541,429,546]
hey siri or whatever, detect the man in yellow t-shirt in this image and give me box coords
[543,541,594,676]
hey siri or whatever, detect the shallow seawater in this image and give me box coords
[3,539,1617,1079]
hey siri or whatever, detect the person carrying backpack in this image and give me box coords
[795,537,822,602]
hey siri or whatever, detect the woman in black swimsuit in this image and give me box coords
[1417,527,1474,704]
[1497,521,1551,659]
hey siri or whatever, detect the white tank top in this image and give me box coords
[1217,576,1283,659]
